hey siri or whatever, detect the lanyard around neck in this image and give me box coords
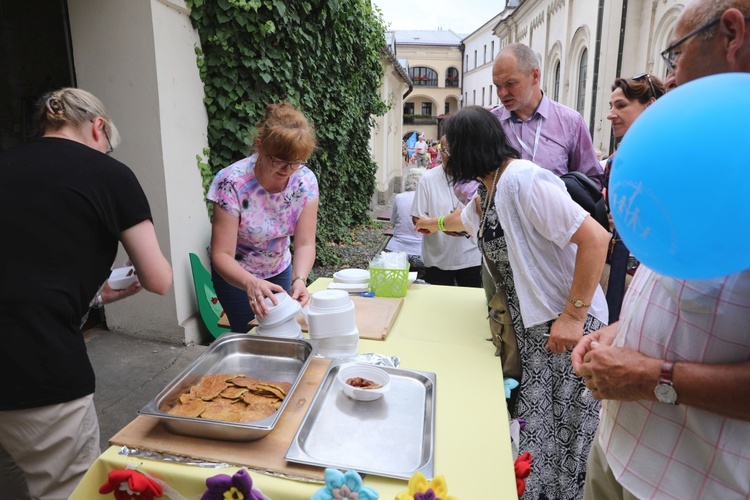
[509,116,542,163]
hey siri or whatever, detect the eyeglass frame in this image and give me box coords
[103,127,113,155]
[631,72,659,99]
[661,17,721,72]
[91,118,114,155]
[267,155,305,171]
[660,15,750,72]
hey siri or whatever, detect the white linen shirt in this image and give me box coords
[461,159,608,328]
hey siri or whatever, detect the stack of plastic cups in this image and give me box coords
[255,293,303,339]
[305,289,358,358]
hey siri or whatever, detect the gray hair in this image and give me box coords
[34,88,121,148]
[500,43,540,75]
[683,0,750,39]
[404,167,425,191]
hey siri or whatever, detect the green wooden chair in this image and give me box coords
[189,253,230,339]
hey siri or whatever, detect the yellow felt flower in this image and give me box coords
[395,472,458,500]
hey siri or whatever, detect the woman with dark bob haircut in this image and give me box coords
[416,106,610,500]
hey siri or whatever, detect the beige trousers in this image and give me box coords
[0,394,100,500]
[583,438,640,500]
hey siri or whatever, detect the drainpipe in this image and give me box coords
[609,0,629,154]
[589,0,605,138]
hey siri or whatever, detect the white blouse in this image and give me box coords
[461,159,608,328]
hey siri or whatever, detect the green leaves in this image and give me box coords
[185,0,388,266]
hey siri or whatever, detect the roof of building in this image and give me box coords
[390,30,465,45]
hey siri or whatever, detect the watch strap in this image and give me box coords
[659,360,675,385]
[567,297,591,308]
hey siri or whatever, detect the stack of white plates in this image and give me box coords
[255,293,303,339]
[330,268,370,294]
[305,289,358,358]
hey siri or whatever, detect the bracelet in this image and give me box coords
[437,216,446,232]
[292,275,307,285]
[93,294,104,309]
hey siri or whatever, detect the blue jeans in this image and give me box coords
[211,263,292,332]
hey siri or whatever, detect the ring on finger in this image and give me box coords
[250,298,256,304]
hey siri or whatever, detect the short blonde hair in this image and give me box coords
[252,102,316,161]
[34,88,120,148]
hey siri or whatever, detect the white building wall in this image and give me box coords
[462,13,505,109]
[372,59,410,201]
[67,0,212,344]
[486,0,681,156]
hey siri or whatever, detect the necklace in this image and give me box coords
[478,167,501,239]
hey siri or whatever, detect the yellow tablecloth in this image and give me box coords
[71,280,517,499]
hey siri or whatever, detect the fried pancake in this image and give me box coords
[220,386,248,399]
[193,374,234,400]
[257,381,291,396]
[201,401,246,422]
[179,392,198,405]
[169,373,289,424]
[230,376,260,389]
[168,399,207,418]
[241,392,275,405]
[241,403,277,422]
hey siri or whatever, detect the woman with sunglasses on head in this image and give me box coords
[604,74,666,322]
[208,102,318,332]
[415,106,610,500]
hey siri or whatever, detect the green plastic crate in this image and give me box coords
[369,266,409,298]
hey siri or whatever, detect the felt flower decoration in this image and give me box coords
[395,472,458,500]
[98,469,163,500]
[311,468,380,500]
[201,469,265,500]
[503,378,519,399]
[514,452,533,498]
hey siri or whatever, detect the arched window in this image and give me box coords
[553,62,561,102]
[445,67,459,87]
[576,49,588,115]
[410,67,438,86]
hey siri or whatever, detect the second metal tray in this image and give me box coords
[285,360,436,480]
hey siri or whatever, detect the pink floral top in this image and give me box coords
[207,153,319,279]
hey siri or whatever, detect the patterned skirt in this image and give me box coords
[483,234,603,500]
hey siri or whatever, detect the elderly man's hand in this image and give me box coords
[577,345,661,401]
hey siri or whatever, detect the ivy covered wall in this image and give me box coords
[186,0,389,265]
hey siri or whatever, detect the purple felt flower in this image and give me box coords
[201,469,265,500]
[414,490,439,500]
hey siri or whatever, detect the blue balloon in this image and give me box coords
[610,73,750,279]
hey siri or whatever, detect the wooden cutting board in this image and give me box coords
[246,296,404,341]
[110,357,332,481]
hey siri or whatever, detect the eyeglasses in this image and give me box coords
[631,73,659,99]
[103,128,113,155]
[269,156,304,171]
[91,118,113,155]
[661,16,726,72]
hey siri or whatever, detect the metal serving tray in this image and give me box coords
[139,333,318,441]
[285,360,436,480]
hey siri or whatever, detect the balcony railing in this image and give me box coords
[403,114,438,125]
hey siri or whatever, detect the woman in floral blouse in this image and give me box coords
[208,102,318,332]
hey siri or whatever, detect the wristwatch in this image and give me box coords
[568,297,590,308]
[654,360,678,404]
[292,275,307,285]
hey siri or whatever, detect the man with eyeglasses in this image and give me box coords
[572,1,750,499]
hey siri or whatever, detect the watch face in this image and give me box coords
[574,299,584,307]
[655,383,678,404]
